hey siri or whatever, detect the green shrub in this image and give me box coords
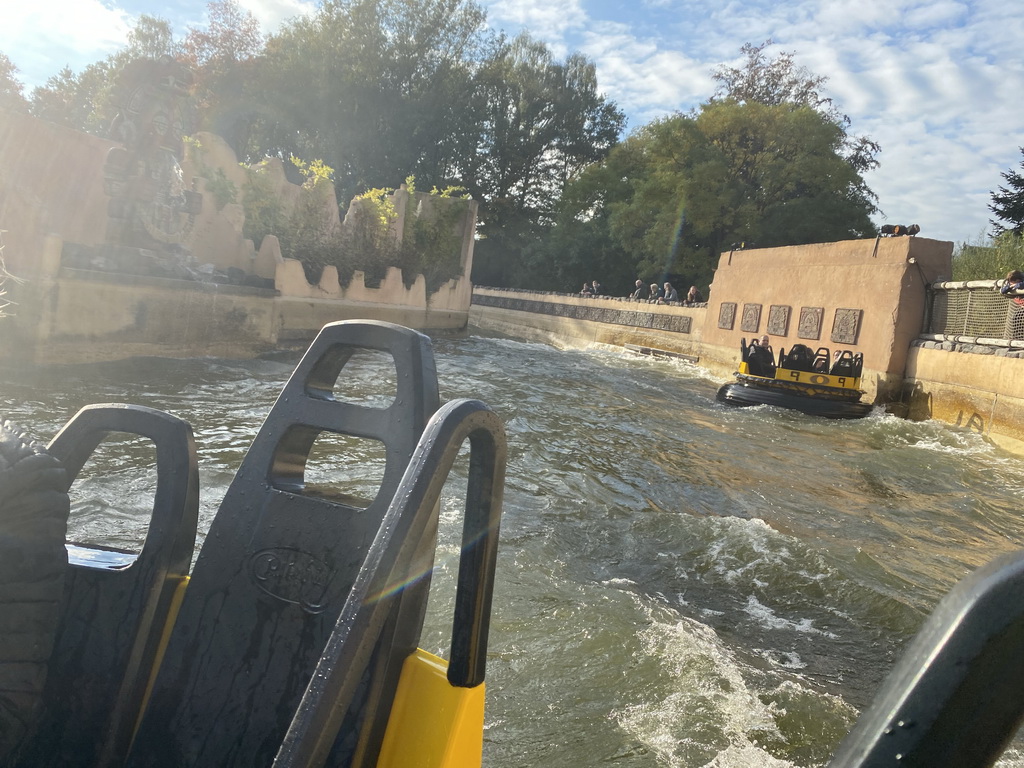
[952,232,1024,281]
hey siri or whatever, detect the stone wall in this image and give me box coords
[0,111,475,362]
[469,289,705,359]
[902,341,1024,455]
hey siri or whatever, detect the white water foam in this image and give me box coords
[615,599,855,767]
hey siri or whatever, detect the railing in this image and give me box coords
[924,280,1024,348]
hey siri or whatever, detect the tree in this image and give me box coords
[252,0,487,198]
[0,53,29,113]
[990,148,1024,235]
[24,15,178,136]
[180,0,266,153]
[466,33,624,286]
[554,100,878,294]
[712,41,880,173]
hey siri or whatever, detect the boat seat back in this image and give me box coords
[812,347,831,373]
[829,351,863,378]
[126,320,441,768]
[23,405,198,768]
[746,344,776,377]
[829,548,1024,768]
[782,344,816,372]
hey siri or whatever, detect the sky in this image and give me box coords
[2,0,1023,247]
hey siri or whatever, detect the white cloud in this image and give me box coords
[0,0,131,88]
[485,0,588,40]
[237,0,316,35]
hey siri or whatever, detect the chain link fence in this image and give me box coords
[925,280,1024,348]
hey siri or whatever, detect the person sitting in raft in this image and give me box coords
[746,337,776,376]
[658,282,679,304]
[1001,270,1024,338]
[1001,270,1024,300]
[580,281,594,296]
[685,285,703,305]
[630,279,648,300]
[648,283,664,303]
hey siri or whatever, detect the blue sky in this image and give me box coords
[3,0,1023,250]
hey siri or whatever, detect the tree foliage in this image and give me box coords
[547,44,879,296]
[990,148,1024,236]
[180,1,266,152]
[712,41,880,173]
[0,53,28,113]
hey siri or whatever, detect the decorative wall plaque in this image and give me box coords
[740,303,762,333]
[831,308,862,345]
[798,307,823,340]
[767,305,790,336]
[718,302,737,330]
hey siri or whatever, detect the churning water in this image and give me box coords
[3,330,1024,767]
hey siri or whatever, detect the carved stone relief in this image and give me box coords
[831,308,862,344]
[767,305,790,336]
[740,303,762,333]
[798,307,823,340]
[718,302,737,330]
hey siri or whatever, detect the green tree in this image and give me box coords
[180,0,266,154]
[554,101,878,294]
[711,40,880,173]
[0,53,29,113]
[24,15,179,136]
[990,148,1024,235]
[29,66,97,129]
[251,0,486,198]
[466,33,624,286]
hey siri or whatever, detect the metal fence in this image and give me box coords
[925,280,1024,348]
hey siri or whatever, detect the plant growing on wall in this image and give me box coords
[241,161,287,248]
[344,186,400,287]
[279,156,347,283]
[398,184,469,293]
[184,137,239,210]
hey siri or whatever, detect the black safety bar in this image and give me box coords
[35,404,198,767]
[829,548,1024,768]
[272,398,506,768]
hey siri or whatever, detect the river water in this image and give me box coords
[3,329,1024,767]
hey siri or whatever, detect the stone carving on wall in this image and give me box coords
[798,307,824,340]
[718,302,737,330]
[767,305,790,336]
[831,308,862,344]
[740,303,762,333]
[103,56,202,262]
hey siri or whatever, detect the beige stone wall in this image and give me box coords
[469,290,705,357]
[1,262,469,365]
[0,112,476,362]
[0,110,113,276]
[4,269,279,364]
[902,343,1024,454]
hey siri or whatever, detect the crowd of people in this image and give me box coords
[628,280,703,306]
[575,278,705,306]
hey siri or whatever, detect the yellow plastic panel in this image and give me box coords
[376,649,485,768]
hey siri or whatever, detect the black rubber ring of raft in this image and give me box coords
[716,382,873,419]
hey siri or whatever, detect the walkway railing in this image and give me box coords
[924,280,1024,349]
